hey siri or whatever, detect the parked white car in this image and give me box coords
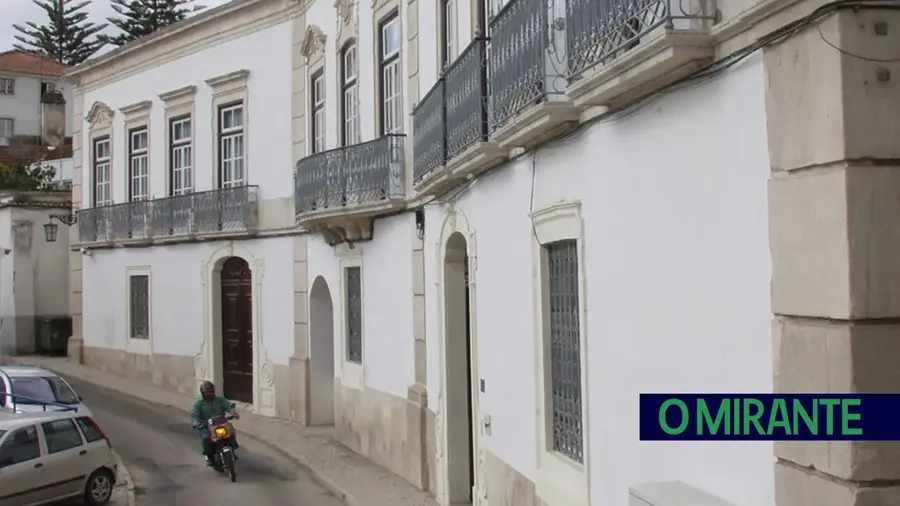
[0,410,117,505]
[0,366,92,417]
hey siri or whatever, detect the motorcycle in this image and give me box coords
[194,403,239,482]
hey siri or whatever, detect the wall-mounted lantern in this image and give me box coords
[43,213,78,242]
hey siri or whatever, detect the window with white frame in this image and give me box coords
[218,103,245,188]
[379,14,403,135]
[0,118,13,138]
[311,71,326,153]
[543,239,584,463]
[128,273,150,340]
[128,128,149,201]
[341,44,360,146]
[169,116,193,195]
[345,266,363,364]
[441,0,458,67]
[0,78,13,95]
[93,137,112,206]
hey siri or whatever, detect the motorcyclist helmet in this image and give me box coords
[200,380,215,398]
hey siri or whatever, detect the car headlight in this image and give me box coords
[214,427,228,438]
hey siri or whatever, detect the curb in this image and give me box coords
[12,358,360,506]
[113,450,137,506]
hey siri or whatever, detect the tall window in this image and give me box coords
[441,0,458,67]
[128,273,150,340]
[346,266,362,363]
[128,128,149,201]
[169,116,193,195]
[341,44,361,146]
[544,239,583,463]
[92,137,112,206]
[0,118,13,138]
[311,72,326,153]
[218,103,245,188]
[0,78,13,95]
[379,15,403,135]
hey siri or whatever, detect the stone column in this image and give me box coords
[406,217,431,491]
[766,8,900,503]
[68,89,85,364]
[289,12,313,425]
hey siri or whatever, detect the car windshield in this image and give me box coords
[10,376,80,405]
[0,429,5,438]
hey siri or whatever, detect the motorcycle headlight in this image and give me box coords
[214,427,228,438]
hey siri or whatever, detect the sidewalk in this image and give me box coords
[3,355,438,506]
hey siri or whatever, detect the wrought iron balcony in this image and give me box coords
[486,0,580,146]
[566,0,716,80]
[294,134,406,218]
[77,185,259,245]
[564,0,716,106]
[412,78,445,185]
[413,38,506,195]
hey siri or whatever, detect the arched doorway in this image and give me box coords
[309,275,335,425]
[220,256,253,403]
[444,232,476,504]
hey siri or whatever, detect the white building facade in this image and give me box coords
[0,50,75,143]
[67,0,298,416]
[68,0,900,506]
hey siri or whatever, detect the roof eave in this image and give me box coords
[65,0,271,82]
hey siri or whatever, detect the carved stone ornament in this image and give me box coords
[300,25,327,63]
[334,0,356,27]
[85,101,115,128]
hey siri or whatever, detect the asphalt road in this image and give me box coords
[64,377,345,506]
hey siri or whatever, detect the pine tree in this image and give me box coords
[100,0,206,47]
[12,0,107,66]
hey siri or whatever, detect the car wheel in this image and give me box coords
[84,468,115,506]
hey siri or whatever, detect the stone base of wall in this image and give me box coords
[272,357,309,422]
[485,451,539,506]
[335,380,436,493]
[82,346,195,396]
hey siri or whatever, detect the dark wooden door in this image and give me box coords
[221,257,253,403]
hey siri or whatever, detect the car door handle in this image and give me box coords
[34,463,43,468]
[79,450,87,455]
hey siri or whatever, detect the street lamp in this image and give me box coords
[43,213,78,242]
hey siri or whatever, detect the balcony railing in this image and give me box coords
[412,80,445,184]
[413,38,490,185]
[446,38,490,160]
[294,134,406,217]
[487,0,557,133]
[77,185,259,244]
[566,0,717,80]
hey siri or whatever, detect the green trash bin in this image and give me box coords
[34,316,72,357]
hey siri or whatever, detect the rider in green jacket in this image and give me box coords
[190,381,240,466]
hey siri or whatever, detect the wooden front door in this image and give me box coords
[220,257,253,403]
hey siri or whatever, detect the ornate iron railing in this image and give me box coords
[566,0,716,79]
[294,135,406,217]
[412,38,490,186]
[76,185,259,243]
[412,80,445,184]
[487,0,550,132]
[446,38,490,160]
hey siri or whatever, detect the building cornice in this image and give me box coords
[159,85,197,103]
[67,0,307,92]
[119,100,152,115]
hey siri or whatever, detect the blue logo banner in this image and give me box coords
[639,394,900,441]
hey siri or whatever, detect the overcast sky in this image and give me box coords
[1,0,231,55]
